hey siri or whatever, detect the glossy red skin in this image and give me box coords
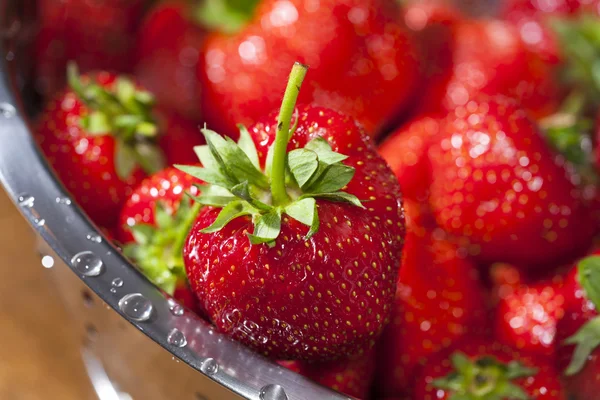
[441,19,560,120]
[184,106,405,361]
[428,95,596,267]
[35,0,146,96]
[156,111,204,166]
[414,338,566,400]
[173,283,204,318]
[278,349,376,399]
[37,72,147,228]
[555,250,600,399]
[117,167,200,243]
[198,0,420,138]
[376,201,487,398]
[135,1,205,119]
[378,115,443,201]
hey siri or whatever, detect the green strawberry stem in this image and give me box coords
[271,62,308,207]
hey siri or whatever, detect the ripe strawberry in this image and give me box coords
[35,0,147,96]
[198,0,420,138]
[427,95,596,267]
[378,115,443,201]
[555,251,600,399]
[156,111,205,166]
[278,349,375,399]
[376,201,487,398]
[181,63,404,361]
[37,65,166,228]
[415,338,567,399]
[135,1,205,119]
[118,167,203,314]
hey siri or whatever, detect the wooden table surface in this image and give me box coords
[0,187,95,399]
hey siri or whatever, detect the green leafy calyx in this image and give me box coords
[175,62,363,246]
[122,200,200,294]
[67,63,165,179]
[195,0,261,34]
[432,352,537,400]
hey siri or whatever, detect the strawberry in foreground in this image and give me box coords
[278,349,375,399]
[180,63,405,361]
[415,338,566,400]
[37,65,167,228]
[118,167,203,313]
[428,95,596,267]
[376,201,487,398]
[198,0,420,138]
[555,251,600,399]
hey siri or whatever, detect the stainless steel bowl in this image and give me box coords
[0,3,352,400]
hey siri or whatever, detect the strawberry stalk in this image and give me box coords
[271,62,308,207]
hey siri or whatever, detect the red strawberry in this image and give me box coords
[427,95,596,267]
[135,1,205,119]
[35,0,147,96]
[278,349,375,399]
[156,111,205,166]
[441,18,561,119]
[376,200,487,398]
[198,0,420,138]
[37,65,166,228]
[181,63,404,361]
[555,251,600,399]
[415,338,567,399]
[118,167,204,315]
[378,115,443,201]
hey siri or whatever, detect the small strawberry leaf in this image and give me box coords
[86,111,111,135]
[114,140,138,180]
[304,137,348,165]
[310,192,364,208]
[237,124,260,169]
[288,148,319,188]
[265,142,276,178]
[305,163,355,194]
[201,201,255,233]
[129,224,155,246]
[578,255,600,310]
[230,181,272,211]
[505,361,538,380]
[176,164,237,190]
[564,315,600,376]
[247,209,281,246]
[284,197,319,239]
[134,142,166,175]
[188,184,235,207]
[155,202,173,230]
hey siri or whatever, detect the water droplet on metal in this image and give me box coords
[118,293,153,322]
[168,299,184,316]
[86,233,102,243]
[0,102,16,118]
[55,197,72,205]
[34,218,45,227]
[41,255,54,269]
[200,358,218,375]
[260,384,288,400]
[167,328,187,348]
[71,251,104,276]
[18,194,34,208]
[110,288,117,293]
[112,277,123,288]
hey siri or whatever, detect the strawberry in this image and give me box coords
[414,338,567,399]
[198,0,420,138]
[180,63,404,361]
[37,65,166,228]
[156,111,205,166]
[278,349,375,399]
[427,95,596,267]
[378,115,443,201]
[376,200,487,398]
[555,251,600,399]
[35,0,148,96]
[118,167,204,314]
[135,1,205,119]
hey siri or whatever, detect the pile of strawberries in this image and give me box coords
[32,0,600,398]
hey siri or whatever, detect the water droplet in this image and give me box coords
[118,293,153,322]
[34,218,45,227]
[55,197,72,205]
[41,255,54,269]
[112,278,124,288]
[71,251,104,277]
[110,288,117,293]
[200,358,218,375]
[18,194,34,208]
[86,233,102,243]
[167,328,187,348]
[260,384,288,400]
[168,299,184,316]
[0,102,16,118]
